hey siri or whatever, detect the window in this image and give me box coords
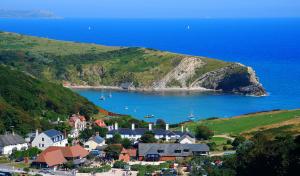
[157,150,164,153]
[42,138,44,141]
[183,149,189,152]
[174,150,181,153]
[42,144,44,147]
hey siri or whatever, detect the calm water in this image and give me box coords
[1,18,300,123]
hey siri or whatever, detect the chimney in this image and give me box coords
[12,130,15,136]
[35,129,39,137]
[149,123,152,131]
[115,123,118,130]
[181,126,184,133]
[166,124,169,131]
[96,132,100,136]
[131,123,135,131]
[186,127,189,132]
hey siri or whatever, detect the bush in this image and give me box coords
[195,125,214,140]
[232,136,246,149]
[78,165,111,173]
[113,160,127,169]
[226,139,232,145]
[23,167,30,172]
[207,142,217,151]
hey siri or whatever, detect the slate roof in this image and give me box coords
[44,129,63,138]
[107,128,194,138]
[0,134,26,147]
[88,135,104,144]
[138,143,209,157]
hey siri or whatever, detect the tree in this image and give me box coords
[111,133,122,144]
[194,125,213,140]
[232,136,246,149]
[55,122,72,134]
[121,138,132,149]
[104,144,122,160]
[156,119,166,129]
[140,131,157,143]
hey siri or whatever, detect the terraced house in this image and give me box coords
[138,143,210,161]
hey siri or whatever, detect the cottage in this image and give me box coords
[0,133,28,155]
[83,132,106,151]
[106,123,194,142]
[118,148,137,162]
[179,134,196,144]
[68,114,87,138]
[138,143,209,161]
[32,145,89,170]
[94,119,107,128]
[32,129,68,150]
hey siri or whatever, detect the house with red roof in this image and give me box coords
[32,145,89,170]
[95,119,107,128]
[118,148,137,162]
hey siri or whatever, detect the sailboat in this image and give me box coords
[108,92,112,98]
[188,112,195,120]
[99,92,105,100]
[187,25,190,30]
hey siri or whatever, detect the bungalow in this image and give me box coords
[32,145,89,170]
[118,148,137,162]
[0,133,28,155]
[32,129,68,150]
[138,143,209,161]
[83,132,106,151]
[106,123,195,142]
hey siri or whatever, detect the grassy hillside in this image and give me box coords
[0,32,231,87]
[0,65,99,135]
[179,109,300,137]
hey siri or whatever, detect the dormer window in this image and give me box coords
[174,150,181,153]
[157,150,164,153]
[183,149,189,152]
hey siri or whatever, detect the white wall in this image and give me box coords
[1,143,28,155]
[32,133,67,150]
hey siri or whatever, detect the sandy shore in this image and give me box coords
[64,85,217,93]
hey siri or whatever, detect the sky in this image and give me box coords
[1,0,300,18]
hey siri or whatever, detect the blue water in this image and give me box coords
[1,18,300,123]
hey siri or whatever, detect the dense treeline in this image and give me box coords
[0,65,98,135]
[190,134,300,176]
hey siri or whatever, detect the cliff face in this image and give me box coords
[152,58,266,96]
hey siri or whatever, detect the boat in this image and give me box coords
[144,114,155,119]
[187,25,190,30]
[108,92,112,98]
[188,112,195,120]
[99,95,105,100]
[125,106,129,110]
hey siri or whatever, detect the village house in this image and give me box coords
[138,143,209,161]
[32,145,89,170]
[178,134,196,144]
[32,129,68,150]
[118,148,137,162]
[94,119,107,128]
[0,133,28,155]
[106,123,195,142]
[68,114,87,138]
[83,132,106,151]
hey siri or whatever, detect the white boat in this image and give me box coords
[189,112,195,120]
[187,25,190,30]
[108,92,112,98]
[125,106,129,110]
[99,95,105,100]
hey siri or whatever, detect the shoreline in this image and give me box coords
[64,85,218,93]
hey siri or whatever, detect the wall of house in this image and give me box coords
[32,133,67,150]
[179,138,195,144]
[1,143,28,155]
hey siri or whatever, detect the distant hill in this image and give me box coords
[0,9,59,19]
[0,32,266,96]
[0,65,98,135]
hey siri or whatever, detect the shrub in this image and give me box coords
[113,160,127,169]
[78,165,111,173]
[232,136,246,149]
[195,125,214,140]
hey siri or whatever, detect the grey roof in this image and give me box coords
[0,134,26,147]
[108,128,194,138]
[179,134,195,142]
[138,143,209,157]
[89,135,104,144]
[43,129,62,138]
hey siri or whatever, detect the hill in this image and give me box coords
[0,32,266,96]
[0,65,99,135]
[179,109,300,138]
[0,9,58,19]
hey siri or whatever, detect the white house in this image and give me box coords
[0,133,28,155]
[106,123,195,142]
[68,114,87,138]
[179,134,196,144]
[32,129,68,150]
[83,132,106,151]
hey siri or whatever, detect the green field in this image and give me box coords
[182,109,300,135]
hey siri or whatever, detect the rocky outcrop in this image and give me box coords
[190,63,266,96]
[152,58,266,96]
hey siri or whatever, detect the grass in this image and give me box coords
[0,32,235,88]
[181,109,300,136]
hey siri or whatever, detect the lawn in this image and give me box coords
[184,109,300,135]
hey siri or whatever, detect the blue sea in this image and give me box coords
[1,18,300,123]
